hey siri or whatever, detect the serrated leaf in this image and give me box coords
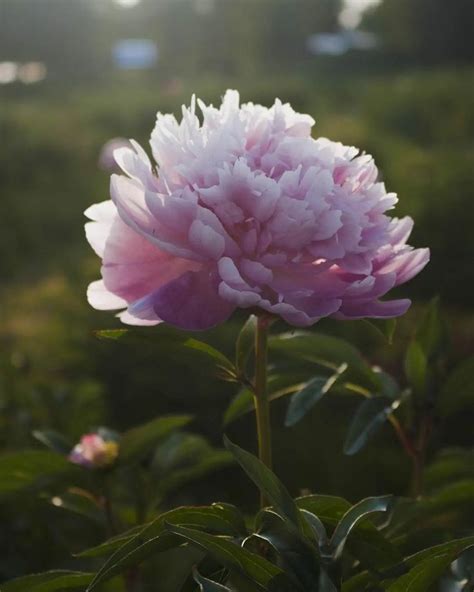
[2,570,94,592]
[404,341,427,394]
[119,415,192,464]
[330,496,393,560]
[344,395,400,456]
[166,524,291,590]
[32,430,73,455]
[285,364,347,427]
[193,568,232,591]
[224,436,300,529]
[236,315,257,376]
[85,504,247,590]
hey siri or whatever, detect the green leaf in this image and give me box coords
[223,373,308,426]
[154,450,234,499]
[95,328,235,375]
[253,510,318,591]
[296,495,402,571]
[269,332,378,390]
[32,430,73,455]
[300,509,328,546]
[166,523,291,590]
[285,364,347,427]
[330,496,393,560]
[2,571,94,592]
[451,545,474,581]
[0,450,80,497]
[119,415,192,464]
[371,367,400,399]
[47,490,104,523]
[386,538,474,592]
[85,504,247,590]
[224,436,300,529]
[223,388,254,427]
[363,319,397,344]
[344,395,400,456]
[415,297,447,360]
[193,568,232,591]
[404,340,427,394]
[236,315,257,376]
[424,449,474,492]
[438,356,474,416]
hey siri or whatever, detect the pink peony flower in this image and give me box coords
[69,433,119,469]
[85,90,429,330]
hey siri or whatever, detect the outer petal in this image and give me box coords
[335,298,411,319]
[84,200,117,257]
[101,216,201,304]
[140,269,235,331]
[87,279,127,311]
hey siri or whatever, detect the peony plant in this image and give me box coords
[10,92,474,592]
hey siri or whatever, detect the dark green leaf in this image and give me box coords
[300,509,328,546]
[119,415,192,464]
[415,297,447,360]
[253,510,318,591]
[404,340,427,394]
[451,545,474,581]
[154,450,234,499]
[224,436,300,529]
[344,395,399,456]
[363,319,397,344]
[2,571,94,592]
[47,490,104,523]
[371,367,400,399]
[32,430,73,455]
[223,373,308,426]
[193,568,232,591]
[85,504,247,589]
[223,388,254,427]
[330,496,393,560]
[166,524,290,590]
[95,328,235,375]
[236,315,257,376]
[269,332,378,390]
[438,356,474,416]
[296,495,402,571]
[386,540,474,592]
[285,364,346,427]
[0,450,80,497]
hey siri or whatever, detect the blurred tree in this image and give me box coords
[0,0,107,79]
[363,0,474,64]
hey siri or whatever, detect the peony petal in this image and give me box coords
[145,269,235,331]
[87,280,127,311]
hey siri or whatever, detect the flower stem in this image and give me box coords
[254,314,272,506]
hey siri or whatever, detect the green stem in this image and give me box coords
[254,314,272,506]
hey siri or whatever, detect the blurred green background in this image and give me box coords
[0,0,473,580]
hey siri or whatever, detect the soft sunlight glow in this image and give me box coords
[114,0,141,8]
[339,0,381,29]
